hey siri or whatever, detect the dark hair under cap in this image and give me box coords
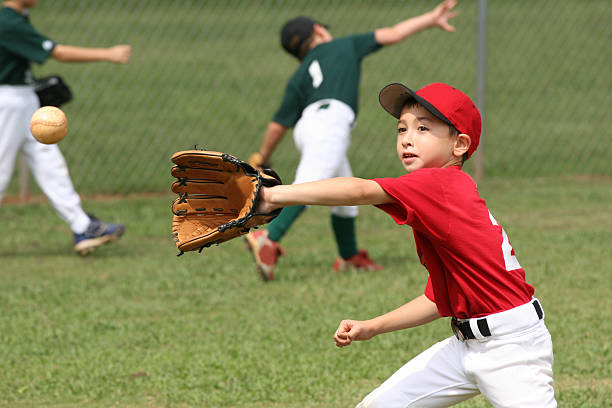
[280,16,319,60]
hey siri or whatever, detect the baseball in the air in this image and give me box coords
[30,106,68,144]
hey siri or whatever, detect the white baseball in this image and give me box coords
[30,106,68,144]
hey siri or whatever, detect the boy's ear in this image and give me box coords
[312,24,332,41]
[454,134,471,157]
[313,23,325,34]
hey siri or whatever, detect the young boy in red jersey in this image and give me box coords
[256,82,556,407]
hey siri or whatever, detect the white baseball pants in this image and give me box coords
[0,85,90,233]
[293,99,358,218]
[357,299,556,408]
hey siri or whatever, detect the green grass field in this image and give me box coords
[1,176,610,407]
[2,1,611,406]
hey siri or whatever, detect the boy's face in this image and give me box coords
[396,104,462,173]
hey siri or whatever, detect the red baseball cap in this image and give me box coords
[379,82,482,159]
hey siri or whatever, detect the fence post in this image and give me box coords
[19,155,30,201]
[474,0,487,182]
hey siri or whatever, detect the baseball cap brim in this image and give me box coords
[379,83,454,129]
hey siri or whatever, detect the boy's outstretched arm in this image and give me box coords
[374,0,458,45]
[52,44,131,64]
[334,294,440,348]
[259,177,394,213]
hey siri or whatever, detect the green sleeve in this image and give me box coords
[1,17,55,64]
[350,32,382,59]
[272,81,304,128]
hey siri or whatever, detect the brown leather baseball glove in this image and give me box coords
[170,149,282,255]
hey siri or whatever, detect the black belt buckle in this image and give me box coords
[451,317,466,342]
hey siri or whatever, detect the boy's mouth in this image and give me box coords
[403,152,418,159]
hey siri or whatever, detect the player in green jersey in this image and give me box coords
[246,0,459,281]
[0,0,130,254]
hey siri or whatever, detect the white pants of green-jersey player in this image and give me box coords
[267,99,359,258]
[0,85,91,233]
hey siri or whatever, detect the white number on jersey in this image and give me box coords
[488,211,522,271]
[308,60,324,88]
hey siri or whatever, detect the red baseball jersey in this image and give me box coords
[374,166,534,318]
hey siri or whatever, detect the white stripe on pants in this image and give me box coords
[293,99,358,218]
[0,85,90,233]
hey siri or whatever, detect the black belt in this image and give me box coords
[451,300,543,341]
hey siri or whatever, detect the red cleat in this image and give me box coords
[245,230,285,281]
[333,249,383,272]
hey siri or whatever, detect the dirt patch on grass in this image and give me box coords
[2,192,174,206]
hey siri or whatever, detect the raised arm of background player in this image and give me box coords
[256,176,441,344]
[51,44,130,64]
[255,0,458,165]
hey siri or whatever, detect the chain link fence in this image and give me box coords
[6,0,611,197]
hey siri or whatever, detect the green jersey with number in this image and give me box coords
[273,32,381,127]
[0,7,55,85]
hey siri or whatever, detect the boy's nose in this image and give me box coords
[401,131,414,147]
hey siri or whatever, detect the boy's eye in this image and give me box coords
[397,127,406,133]
[418,125,429,132]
